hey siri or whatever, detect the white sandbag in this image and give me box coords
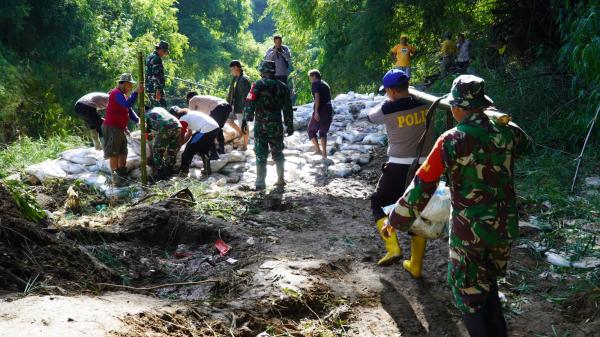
[225,151,246,163]
[96,159,112,174]
[55,159,86,175]
[419,182,452,224]
[128,131,152,156]
[25,160,67,182]
[340,144,374,153]
[328,163,353,177]
[60,148,102,165]
[362,133,387,146]
[126,154,141,172]
[355,153,371,165]
[129,166,153,180]
[357,108,370,120]
[334,93,352,102]
[223,124,239,143]
[210,158,228,172]
[340,130,367,143]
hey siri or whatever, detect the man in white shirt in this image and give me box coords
[170,106,220,176]
[456,33,472,71]
[75,92,109,150]
[187,92,241,157]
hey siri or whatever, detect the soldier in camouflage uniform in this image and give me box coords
[243,60,294,190]
[145,106,182,180]
[384,75,531,337]
[146,41,169,108]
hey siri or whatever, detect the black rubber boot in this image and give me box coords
[462,311,487,337]
[485,281,508,337]
[179,165,190,177]
[202,155,212,176]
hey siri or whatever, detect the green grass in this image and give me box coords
[144,177,246,221]
[0,135,84,178]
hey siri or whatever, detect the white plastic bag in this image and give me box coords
[384,181,451,239]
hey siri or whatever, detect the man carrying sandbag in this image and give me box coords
[368,69,435,277]
[384,75,531,337]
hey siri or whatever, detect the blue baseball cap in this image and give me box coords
[378,69,410,92]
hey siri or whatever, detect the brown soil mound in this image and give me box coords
[0,183,116,292]
[115,200,229,246]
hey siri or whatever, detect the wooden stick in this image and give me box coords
[571,105,600,192]
[97,279,219,292]
[138,51,148,185]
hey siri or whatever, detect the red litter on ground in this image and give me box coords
[215,239,231,256]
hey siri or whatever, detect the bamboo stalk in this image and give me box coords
[137,52,148,185]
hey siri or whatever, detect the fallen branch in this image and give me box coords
[571,104,600,192]
[96,279,220,292]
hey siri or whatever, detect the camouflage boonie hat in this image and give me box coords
[259,60,276,74]
[449,75,494,109]
[117,73,136,84]
[155,40,169,52]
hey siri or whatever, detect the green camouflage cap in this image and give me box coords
[259,60,276,74]
[449,75,493,109]
[117,73,136,84]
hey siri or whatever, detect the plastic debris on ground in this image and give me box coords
[215,239,231,256]
[545,250,600,269]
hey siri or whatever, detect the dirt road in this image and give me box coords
[0,154,596,336]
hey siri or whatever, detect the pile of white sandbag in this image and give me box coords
[24,92,391,193]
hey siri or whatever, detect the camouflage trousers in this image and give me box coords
[254,135,284,166]
[447,244,510,314]
[151,128,180,172]
[147,89,166,108]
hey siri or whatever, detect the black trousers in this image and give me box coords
[75,103,103,136]
[210,103,232,155]
[370,163,411,220]
[181,129,220,168]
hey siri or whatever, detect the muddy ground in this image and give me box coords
[0,151,598,337]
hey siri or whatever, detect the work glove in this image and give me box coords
[241,120,248,134]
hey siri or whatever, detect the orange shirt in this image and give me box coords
[391,44,416,67]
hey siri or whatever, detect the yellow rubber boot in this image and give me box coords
[376,217,402,266]
[403,235,427,278]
